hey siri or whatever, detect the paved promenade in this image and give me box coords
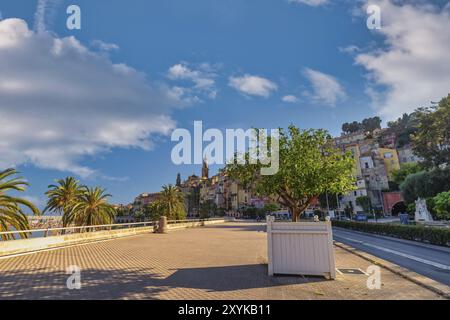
[0,223,443,300]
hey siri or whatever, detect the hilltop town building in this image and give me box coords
[334,127,406,215]
[120,124,418,219]
[398,146,423,164]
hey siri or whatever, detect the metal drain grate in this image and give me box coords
[336,268,367,275]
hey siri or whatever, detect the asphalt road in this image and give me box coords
[333,228,450,286]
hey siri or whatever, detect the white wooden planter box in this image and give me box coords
[267,216,336,279]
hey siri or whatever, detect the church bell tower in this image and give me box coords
[201,158,209,179]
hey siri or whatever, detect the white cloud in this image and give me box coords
[91,39,119,52]
[339,45,361,54]
[303,68,346,106]
[0,18,177,177]
[33,0,60,33]
[355,0,450,120]
[228,74,278,98]
[282,95,299,103]
[167,62,218,101]
[165,86,203,105]
[288,0,329,7]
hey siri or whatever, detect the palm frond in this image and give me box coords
[0,169,39,240]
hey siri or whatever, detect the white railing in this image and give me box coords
[0,218,225,240]
[166,218,223,224]
[0,221,155,239]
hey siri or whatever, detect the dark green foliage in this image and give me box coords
[199,200,217,218]
[387,113,419,148]
[333,220,450,247]
[318,193,339,210]
[342,121,362,134]
[411,94,450,168]
[400,168,450,204]
[342,117,382,134]
[387,180,400,192]
[356,196,371,213]
[362,117,382,132]
[433,191,450,220]
[186,187,200,215]
[392,163,423,186]
[226,126,356,221]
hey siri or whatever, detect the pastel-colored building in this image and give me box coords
[333,131,367,146]
[377,148,400,180]
[345,144,362,177]
[341,178,369,213]
[132,193,160,211]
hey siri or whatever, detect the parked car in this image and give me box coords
[355,213,368,222]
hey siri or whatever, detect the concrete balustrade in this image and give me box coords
[0,219,227,257]
[167,218,225,230]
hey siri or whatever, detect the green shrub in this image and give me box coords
[433,191,450,220]
[400,168,450,204]
[332,220,450,247]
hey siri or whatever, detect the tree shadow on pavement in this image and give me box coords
[0,264,326,300]
[163,264,326,292]
[0,267,164,300]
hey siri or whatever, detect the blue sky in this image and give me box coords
[0,0,449,208]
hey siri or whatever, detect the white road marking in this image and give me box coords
[335,235,450,271]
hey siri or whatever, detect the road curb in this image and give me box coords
[334,241,450,299]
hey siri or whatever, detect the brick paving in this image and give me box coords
[0,222,443,300]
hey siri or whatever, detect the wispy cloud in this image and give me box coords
[303,68,346,107]
[91,40,120,52]
[33,0,61,33]
[354,0,450,120]
[288,0,329,7]
[0,18,177,178]
[338,45,361,54]
[282,95,299,103]
[229,74,278,98]
[167,62,218,102]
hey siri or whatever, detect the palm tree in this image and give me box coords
[157,184,186,220]
[44,177,83,227]
[65,186,115,227]
[0,169,40,240]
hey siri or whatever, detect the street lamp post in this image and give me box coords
[336,194,341,220]
[368,196,376,223]
[326,192,330,211]
[374,174,385,222]
[379,189,385,217]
